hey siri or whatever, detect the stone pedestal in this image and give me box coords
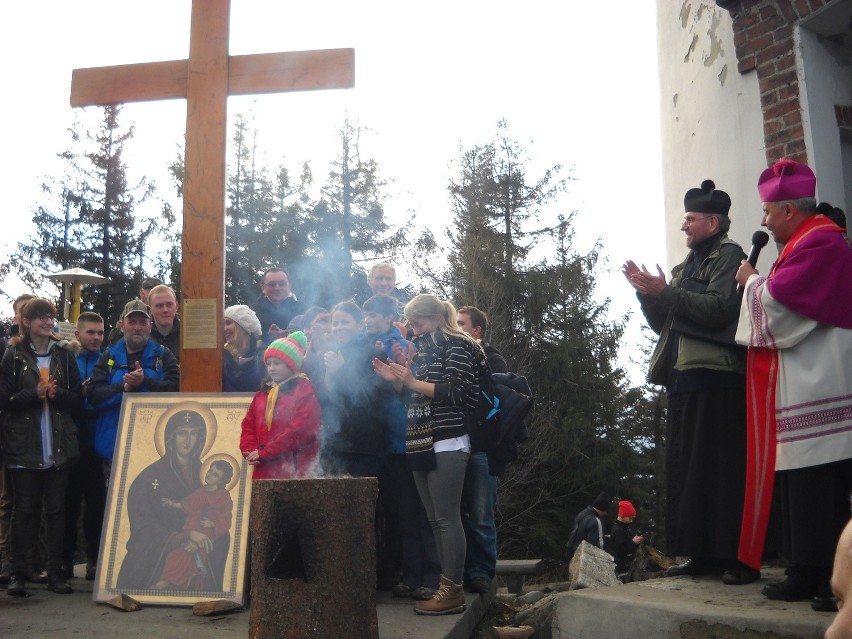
[249,478,379,639]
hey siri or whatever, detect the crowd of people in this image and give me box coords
[5,157,851,628]
[0,261,513,617]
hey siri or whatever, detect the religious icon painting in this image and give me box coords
[94,393,255,606]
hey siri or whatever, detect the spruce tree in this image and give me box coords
[225,114,282,306]
[294,117,408,307]
[3,106,160,322]
[438,122,658,559]
[443,121,565,364]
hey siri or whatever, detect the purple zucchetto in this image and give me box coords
[757,159,816,202]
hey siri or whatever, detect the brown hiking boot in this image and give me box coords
[414,575,465,615]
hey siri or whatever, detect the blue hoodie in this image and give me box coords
[75,348,101,449]
[369,325,411,455]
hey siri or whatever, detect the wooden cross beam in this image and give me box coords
[70,0,354,392]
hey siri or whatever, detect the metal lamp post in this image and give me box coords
[46,267,111,323]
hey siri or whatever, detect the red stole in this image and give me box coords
[737,214,838,570]
[738,346,778,570]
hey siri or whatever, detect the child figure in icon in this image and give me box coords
[153,459,235,591]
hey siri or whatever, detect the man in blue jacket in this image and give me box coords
[62,312,108,581]
[88,300,179,470]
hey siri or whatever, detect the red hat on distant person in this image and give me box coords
[618,500,636,518]
[757,158,816,202]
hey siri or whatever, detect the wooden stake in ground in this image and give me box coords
[70,0,354,392]
[105,593,142,612]
[192,599,243,617]
[490,626,535,639]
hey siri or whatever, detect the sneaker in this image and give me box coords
[7,575,27,597]
[467,577,491,594]
[722,563,761,586]
[27,570,47,584]
[391,582,415,598]
[0,564,11,585]
[86,565,97,581]
[414,575,465,615]
[666,557,717,577]
[412,586,435,600]
[46,571,73,594]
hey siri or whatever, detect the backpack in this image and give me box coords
[469,352,534,475]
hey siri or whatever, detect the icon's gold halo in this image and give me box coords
[154,402,217,459]
[201,453,241,492]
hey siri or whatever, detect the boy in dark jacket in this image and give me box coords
[607,500,644,580]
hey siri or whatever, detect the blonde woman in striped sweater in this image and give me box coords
[373,294,483,615]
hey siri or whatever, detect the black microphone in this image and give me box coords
[738,230,769,293]
[747,230,769,267]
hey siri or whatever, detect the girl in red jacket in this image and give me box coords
[239,331,321,478]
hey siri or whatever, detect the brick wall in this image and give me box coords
[718,0,830,163]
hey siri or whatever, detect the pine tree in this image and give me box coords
[493,217,636,557]
[436,122,658,560]
[291,117,408,307]
[225,114,283,306]
[2,106,161,322]
[442,121,566,363]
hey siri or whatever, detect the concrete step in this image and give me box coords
[0,564,492,639]
[552,567,831,638]
[376,589,489,639]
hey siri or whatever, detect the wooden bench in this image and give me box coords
[495,559,543,595]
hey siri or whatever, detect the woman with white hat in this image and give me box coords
[222,305,265,392]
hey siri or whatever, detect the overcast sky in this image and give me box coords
[1,0,666,383]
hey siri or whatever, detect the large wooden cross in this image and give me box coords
[70,0,354,392]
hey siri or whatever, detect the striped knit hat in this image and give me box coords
[264,331,308,371]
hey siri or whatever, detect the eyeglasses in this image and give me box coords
[682,215,711,225]
[263,280,289,288]
[36,314,56,323]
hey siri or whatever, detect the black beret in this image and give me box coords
[684,179,732,216]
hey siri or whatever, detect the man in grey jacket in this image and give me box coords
[623,179,756,586]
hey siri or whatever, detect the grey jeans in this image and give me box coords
[412,450,469,584]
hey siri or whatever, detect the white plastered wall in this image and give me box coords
[656,1,772,272]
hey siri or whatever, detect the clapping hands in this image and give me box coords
[623,260,667,297]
